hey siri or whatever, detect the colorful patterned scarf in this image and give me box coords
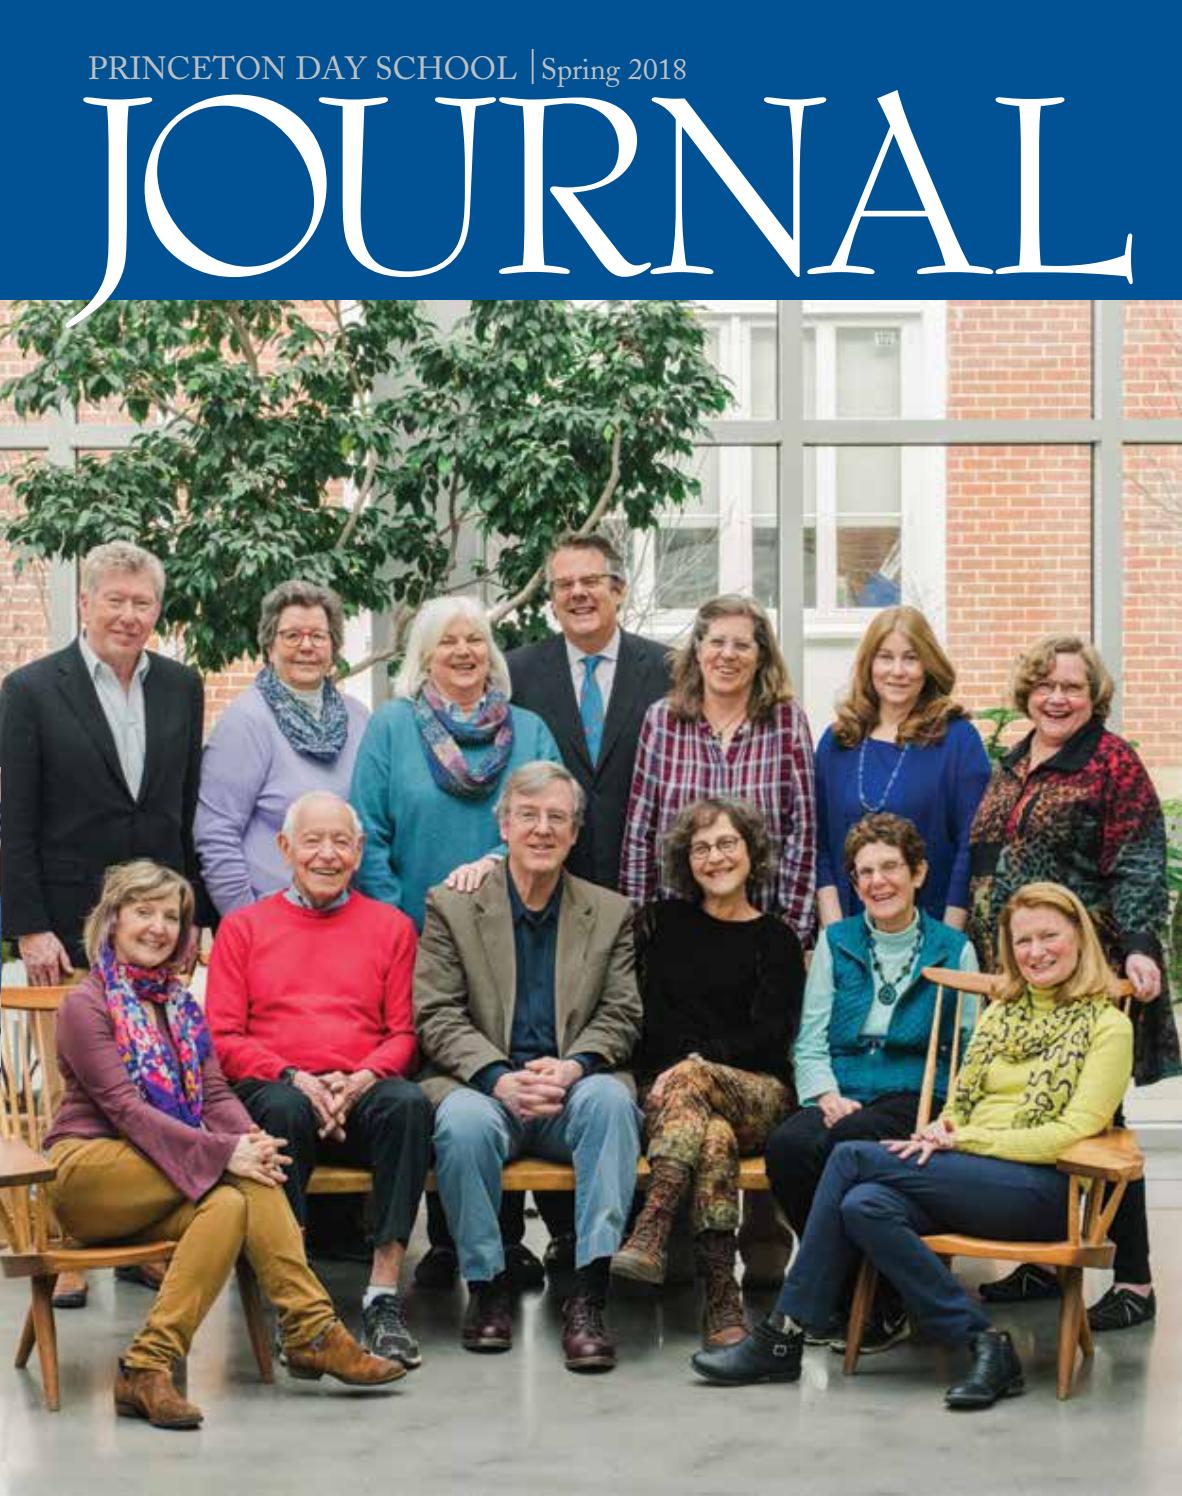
[99,944,210,1128]
[256,665,350,763]
[411,682,514,799]
[947,985,1107,1130]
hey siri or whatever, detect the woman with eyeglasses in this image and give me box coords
[967,633,1178,1332]
[620,595,817,948]
[814,605,991,932]
[762,812,979,1352]
[611,798,804,1349]
[196,580,371,916]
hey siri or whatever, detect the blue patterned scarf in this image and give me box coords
[411,682,514,799]
[98,944,210,1128]
[256,665,350,762]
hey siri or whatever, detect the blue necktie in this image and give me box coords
[579,654,605,764]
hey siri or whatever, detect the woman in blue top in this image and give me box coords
[764,812,979,1350]
[350,595,561,930]
[814,606,991,931]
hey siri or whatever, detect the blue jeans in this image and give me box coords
[433,1074,642,1283]
[776,1141,1070,1345]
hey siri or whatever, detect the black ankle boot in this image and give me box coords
[691,1314,803,1385]
[944,1328,1025,1410]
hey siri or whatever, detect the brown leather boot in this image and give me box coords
[285,1320,405,1385]
[611,1158,691,1285]
[696,1230,748,1349]
[114,1361,203,1429]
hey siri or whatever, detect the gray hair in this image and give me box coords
[544,530,626,586]
[80,541,165,601]
[494,761,585,831]
[393,595,511,700]
[257,579,346,658]
[280,791,364,842]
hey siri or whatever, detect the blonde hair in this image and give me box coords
[995,882,1113,1004]
[80,541,165,602]
[393,596,511,701]
[668,595,793,724]
[833,605,965,748]
[82,860,195,968]
[1011,634,1114,723]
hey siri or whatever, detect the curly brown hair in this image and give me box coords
[661,798,773,902]
[667,595,793,724]
[1011,634,1114,723]
[842,812,928,880]
[832,606,966,748]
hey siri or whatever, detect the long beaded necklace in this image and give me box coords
[868,919,925,1007]
[857,736,910,813]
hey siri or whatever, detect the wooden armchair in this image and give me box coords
[0,985,273,1410]
[841,966,1143,1400]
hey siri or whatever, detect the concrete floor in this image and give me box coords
[3,1163,1181,1496]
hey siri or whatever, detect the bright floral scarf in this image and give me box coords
[99,944,209,1128]
[411,682,514,799]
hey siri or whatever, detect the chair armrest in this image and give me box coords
[1056,1128,1144,1183]
[0,1138,57,1187]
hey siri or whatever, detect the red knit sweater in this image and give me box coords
[206,892,418,1082]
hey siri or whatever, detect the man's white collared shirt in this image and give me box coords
[78,633,149,798]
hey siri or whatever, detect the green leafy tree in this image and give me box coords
[1,299,730,672]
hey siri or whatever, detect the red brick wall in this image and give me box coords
[946,301,1091,419]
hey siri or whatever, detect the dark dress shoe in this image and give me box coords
[561,1294,616,1372]
[414,1245,460,1291]
[505,1241,546,1292]
[691,1315,803,1385]
[945,1329,1025,1410]
[543,1233,576,1276]
[979,1263,1060,1303]
[52,1271,89,1310]
[462,1278,512,1352]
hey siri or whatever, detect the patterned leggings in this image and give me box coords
[643,1059,793,1233]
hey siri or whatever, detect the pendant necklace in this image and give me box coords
[869,921,924,1007]
[857,736,910,813]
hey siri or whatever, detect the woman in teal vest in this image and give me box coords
[764,811,978,1350]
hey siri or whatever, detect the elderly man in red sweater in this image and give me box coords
[206,790,432,1371]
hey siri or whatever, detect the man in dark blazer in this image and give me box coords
[507,532,671,891]
[0,541,205,986]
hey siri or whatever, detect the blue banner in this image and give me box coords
[2,0,1175,308]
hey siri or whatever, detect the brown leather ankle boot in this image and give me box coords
[696,1230,748,1349]
[610,1158,691,1284]
[284,1320,405,1385]
[114,1361,203,1429]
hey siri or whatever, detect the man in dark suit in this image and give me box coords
[0,541,204,985]
[507,532,671,890]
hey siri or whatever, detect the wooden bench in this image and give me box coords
[309,1155,771,1196]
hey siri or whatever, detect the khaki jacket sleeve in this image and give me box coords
[563,905,643,1068]
[412,891,508,1083]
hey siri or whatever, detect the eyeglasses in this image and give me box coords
[276,629,332,648]
[1030,680,1089,700]
[550,573,619,598]
[510,807,573,829]
[853,858,909,885]
[701,635,756,656]
[689,835,743,862]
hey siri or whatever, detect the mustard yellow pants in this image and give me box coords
[48,1138,336,1372]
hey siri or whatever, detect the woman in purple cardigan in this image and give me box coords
[44,861,402,1430]
[195,580,370,916]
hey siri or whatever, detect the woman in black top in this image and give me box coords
[612,798,804,1348]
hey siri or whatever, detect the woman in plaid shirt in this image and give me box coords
[620,596,817,947]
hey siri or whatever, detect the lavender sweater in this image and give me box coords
[195,679,370,916]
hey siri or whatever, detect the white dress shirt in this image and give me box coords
[565,628,621,719]
[78,633,149,798]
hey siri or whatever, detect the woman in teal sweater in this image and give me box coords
[350,596,560,931]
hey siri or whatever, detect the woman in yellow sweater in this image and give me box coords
[692,881,1133,1409]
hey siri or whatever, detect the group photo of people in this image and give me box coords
[1,526,1176,1435]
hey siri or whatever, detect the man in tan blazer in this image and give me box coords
[413,761,641,1372]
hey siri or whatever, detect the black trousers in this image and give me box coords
[236,1076,432,1248]
[765,1092,922,1235]
[1110,1106,1151,1281]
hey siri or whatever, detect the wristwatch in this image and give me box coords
[280,1066,299,1086]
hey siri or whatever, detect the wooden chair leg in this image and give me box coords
[843,1260,879,1376]
[1056,1268,1085,1400]
[14,1306,36,1369]
[29,1275,61,1411]
[236,1258,274,1384]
